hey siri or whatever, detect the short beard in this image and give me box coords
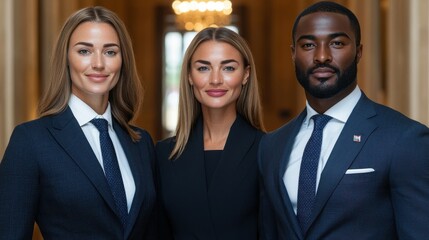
[295,58,358,99]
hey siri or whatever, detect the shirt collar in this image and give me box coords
[68,94,113,127]
[304,86,362,126]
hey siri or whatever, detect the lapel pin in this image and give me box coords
[353,135,361,143]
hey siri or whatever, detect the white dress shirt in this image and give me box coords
[283,86,362,214]
[68,94,136,212]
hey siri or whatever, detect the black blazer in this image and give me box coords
[0,107,157,239]
[156,115,264,240]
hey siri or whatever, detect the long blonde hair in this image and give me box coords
[170,27,265,159]
[38,6,143,141]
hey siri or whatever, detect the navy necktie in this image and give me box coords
[297,114,332,233]
[91,118,128,228]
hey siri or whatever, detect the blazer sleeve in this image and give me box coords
[137,130,159,240]
[389,122,429,238]
[0,124,39,239]
[258,135,279,240]
[155,139,174,240]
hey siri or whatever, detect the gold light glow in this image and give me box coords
[172,0,233,31]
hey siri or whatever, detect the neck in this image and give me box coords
[201,107,237,150]
[307,83,356,113]
[73,92,109,115]
[92,95,109,115]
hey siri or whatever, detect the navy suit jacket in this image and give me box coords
[258,93,429,240]
[156,115,264,240]
[0,107,157,239]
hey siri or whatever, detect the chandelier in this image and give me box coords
[172,0,233,32]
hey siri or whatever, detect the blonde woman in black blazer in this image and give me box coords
[0,7,156,239]
[156,27,265,240]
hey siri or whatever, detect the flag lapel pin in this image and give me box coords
[353,135,361,143]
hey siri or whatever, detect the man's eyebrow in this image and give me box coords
[296,32,351,42]
[296,34,316,42]
[329,32,351,40]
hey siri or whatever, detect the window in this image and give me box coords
[162,31,197,136]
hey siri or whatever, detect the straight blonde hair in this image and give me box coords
[170,27,265,159]
[38,6,143,141]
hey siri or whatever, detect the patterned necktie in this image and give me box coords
[297,114,332,233]
[91,118,128,228]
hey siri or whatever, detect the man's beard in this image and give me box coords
[295,58,358,99]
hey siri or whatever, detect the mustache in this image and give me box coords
[307,63,339,75]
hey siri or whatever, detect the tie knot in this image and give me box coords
[311,114,332,131]
[91,118,109,133]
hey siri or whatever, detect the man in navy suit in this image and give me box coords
[258,1,429,239]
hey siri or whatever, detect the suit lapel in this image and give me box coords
[309,95,378,228]
[113,121,143,237]
[175,117,214,228]
[278,111,307,239]
[180,117,207,193]
[208,115,256,195]
[48,108,118,215]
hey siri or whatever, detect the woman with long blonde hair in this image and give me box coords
[156,27,265,239]
[0,6,156,239]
